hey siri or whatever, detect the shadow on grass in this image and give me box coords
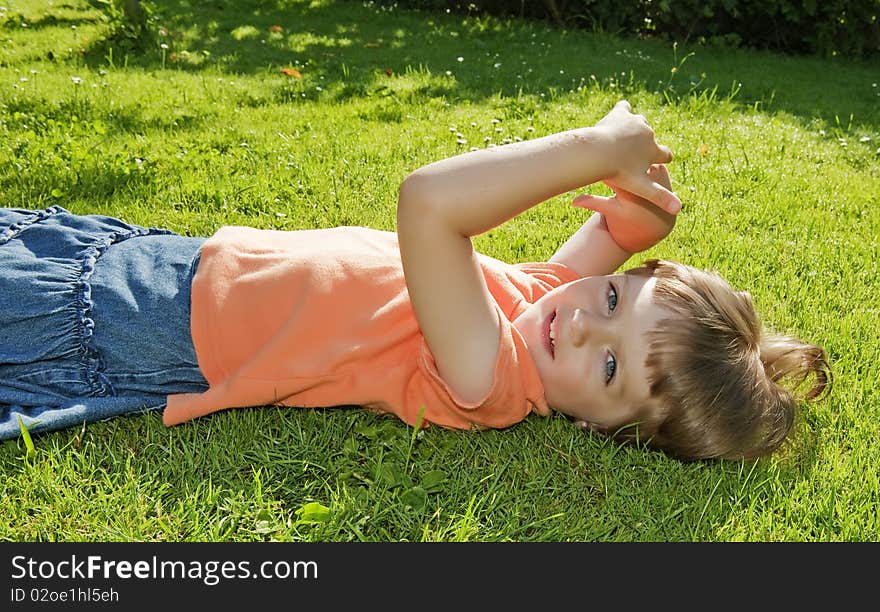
[3,94,208,136]
[72,0,880,132]
[13,12,105,30]
[1,157,158,206]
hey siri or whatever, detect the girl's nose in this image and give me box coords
[570,308,591,347]
[570,307,610,348]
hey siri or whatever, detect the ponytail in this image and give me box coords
[760,333,831,401]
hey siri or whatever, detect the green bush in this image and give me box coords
[386,0,880,58]
[88,0,156,49]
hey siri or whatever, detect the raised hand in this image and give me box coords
[572,164,678,254]
[592,100,681,215]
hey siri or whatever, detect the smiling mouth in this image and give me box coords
[545,309,557,359]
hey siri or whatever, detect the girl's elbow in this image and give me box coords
[398,169,430,206]
[397,170,441,229]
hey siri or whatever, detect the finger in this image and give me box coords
[647,164,672,190]
[572,193,615,214]
[655,143,674,164]
[615,99,632,113]
[624,177,682,215]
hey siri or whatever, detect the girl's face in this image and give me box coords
[513,273,668,431]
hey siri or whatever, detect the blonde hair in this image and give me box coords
[604,259,831,461]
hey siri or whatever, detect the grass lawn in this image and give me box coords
[0,0,878,541]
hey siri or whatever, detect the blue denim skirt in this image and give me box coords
[0,206,209,440]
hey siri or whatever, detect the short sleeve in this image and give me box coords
[416,304,550,430]
[513,261,581,291]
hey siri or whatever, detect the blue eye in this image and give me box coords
[607,283,618,313]
[605,353,617,384]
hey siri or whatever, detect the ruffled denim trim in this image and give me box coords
[78,232,175,398]
[3,206,175,398]
[0,205,60,246]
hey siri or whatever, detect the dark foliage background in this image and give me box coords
[385,0,880,58]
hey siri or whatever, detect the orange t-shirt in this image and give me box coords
[162,226,580,430]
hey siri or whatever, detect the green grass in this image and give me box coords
[1,0,878,541]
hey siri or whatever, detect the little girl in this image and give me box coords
[0,101,829,460]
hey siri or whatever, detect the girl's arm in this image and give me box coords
[549,212,633,278]
[396,101,677,404]
[550,163,677,277]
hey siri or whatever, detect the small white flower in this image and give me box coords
[457,56,464,62]
[71,76,83,85]
[859,136,871,143]
[160,43,169,50]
